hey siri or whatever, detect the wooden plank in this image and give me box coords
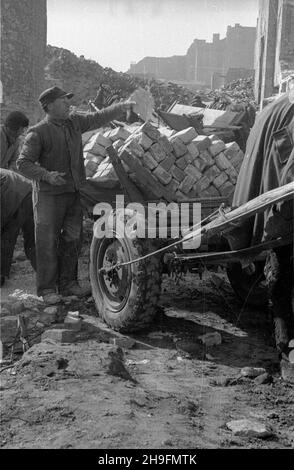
[107,146,145,204]
[169,103,242,128]
[182,182,294,242]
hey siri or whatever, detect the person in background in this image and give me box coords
[228,90,294,355]
[1,111,29,170]
[0,169,36,286]
[17,86,135,304]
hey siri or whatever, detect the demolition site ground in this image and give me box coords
[0,232,294,450]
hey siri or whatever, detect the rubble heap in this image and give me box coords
[45,46,195,112]
[83,122,244,201]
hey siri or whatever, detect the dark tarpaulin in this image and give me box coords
[229,93,294,249]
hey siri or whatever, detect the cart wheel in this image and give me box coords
[90,209,162,332]
[226,261,268,308]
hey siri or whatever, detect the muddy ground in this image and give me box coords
[1,234,294,450]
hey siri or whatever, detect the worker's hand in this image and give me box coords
[119,100,136,112]
[44,171,67,186]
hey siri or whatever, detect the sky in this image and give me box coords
[47,0,259,72]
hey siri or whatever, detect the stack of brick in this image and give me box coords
[117,123,244,201]
[83,122,244,201]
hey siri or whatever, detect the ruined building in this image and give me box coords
[0,0,47,123]
[255,0,294,104]
[129,24,256,89]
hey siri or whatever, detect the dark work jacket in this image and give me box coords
[0,169,32,226]
[229,93,294,249]
[0,126,20,170]
[17,104,125,194]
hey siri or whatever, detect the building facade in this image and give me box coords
[0,0,47,123]
[129,24,256,89]
[254,0,294,104]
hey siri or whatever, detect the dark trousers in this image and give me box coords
[33,191,83,297]
[1,193,36,277]
[265,244,294,350]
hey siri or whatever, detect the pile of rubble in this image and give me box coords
[83,122,244,201]
[45,46,195,112]
[0,294,85,355]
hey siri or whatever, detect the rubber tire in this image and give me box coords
[227,261,268,308]
[90,210,162,332]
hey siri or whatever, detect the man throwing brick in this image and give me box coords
[17,86,135,304]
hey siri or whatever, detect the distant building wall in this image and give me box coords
[128,55,186,81]
[0,0,47,124]
[225,24,256,70]
[255,0,294,104]
[129,23,256,90]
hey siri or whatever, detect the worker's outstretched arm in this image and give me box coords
[74,101,135,133]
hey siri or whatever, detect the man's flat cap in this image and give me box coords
[38,86,74,107]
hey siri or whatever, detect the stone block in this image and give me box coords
[158,135,173,154]
[175,155,188,170]
[175,190,187,201]
[138,122,161,142]
[204,165,220,183]
[185,152,194,164]
[85,159,99,177]
[213,172,229,188]
[133,132,153,150]
[153,166,172,185]
[224,141,240,159]
[149,142,166,163]
[209,140,226,157]
[201,185,220,197]
[171,165,186,182]
[225,165,238,183]
[121,140,144,159]
[194,155,209,172]
[166,179,180,194]
[93,132,112,148]
[184,164,202,180]
[142,152,158,170]
[171,127,198,144]
[230,150,244,169]
[192,135,211,152]
[186,142,200,159]
[200,150,214,166]
[64,316,82,331]
[120,150,175,202]
[83,151,104,164]
[84,139,107,157]
[209,134,219,142]
[160,155,176,172]
[179,174,197,194]
[218,180,235,197]
[193,176,211,194]
[41,329,76,344]
[226,419,273,438]
[109,127,131,142]
[215,152,232,171]
[171,138,187,158]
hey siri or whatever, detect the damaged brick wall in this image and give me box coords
[0,0,47,124]
[255,0,294,104]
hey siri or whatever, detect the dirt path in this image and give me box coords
[1,245,294,449]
